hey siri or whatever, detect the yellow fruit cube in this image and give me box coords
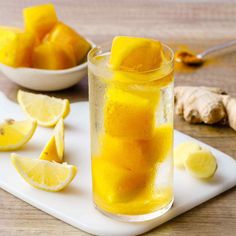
[104,88,155,139]
[92,157,150,203]
[109,36,163,72]
[23,3,58,40]
[113,71,161,107]
[0,27,35,67]
[32,41,76,70]
[45,23,91,64]
[99,134,151,171]
[145,124,173,165]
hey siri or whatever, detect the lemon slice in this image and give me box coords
[0,119,37,151]
[109,36,163,72]
[11,153,77,192]
[184,150,217,179]
[17,90,70,127]
[40,119,64,163]
[174,141,201,168]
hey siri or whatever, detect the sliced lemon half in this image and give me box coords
[17,90,70,127]
[11,153,77,192]
[0,119,37,151]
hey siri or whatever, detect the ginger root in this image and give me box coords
[174,86,236,131]
[222,95,236,131]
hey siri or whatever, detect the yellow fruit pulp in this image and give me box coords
[99,123,172,171]
[0,27,35,67]
[92,157,152,203]
[109,36,163,72]
[45,23,91,64]
[23,3,58,40]
[94,185,173,215]
[32,41,77,70]
[0,119,37,151]
[17,90,70,127]
[92,124,173,214]
[104,88,156,139]
[11,153,77,192]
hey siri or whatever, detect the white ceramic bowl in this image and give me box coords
[0,40,96,91]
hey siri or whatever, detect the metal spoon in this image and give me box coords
[175,39,236,66]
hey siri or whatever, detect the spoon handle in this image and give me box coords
[199,39,236,58]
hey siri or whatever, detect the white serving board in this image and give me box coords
[0,92,235,236]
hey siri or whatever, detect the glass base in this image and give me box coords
[94,198,174,222]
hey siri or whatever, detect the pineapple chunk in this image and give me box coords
[109,36,163,72]
[32,41,76,70]
[23,3,58,40]
[45,23,91,64]
[104,88,155,139]
[99,134,150,171]
[146,123,173,165]
[184,150,217,179]
[174,141,201,168]
[92,157,150,203]
[0,27,35,67]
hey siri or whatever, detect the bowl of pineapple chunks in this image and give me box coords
[0,3,95,91]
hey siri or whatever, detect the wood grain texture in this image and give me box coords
[0,0,236,235]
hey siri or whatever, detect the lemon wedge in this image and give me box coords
[17,90,70,127]
[184,150,217,179]
[54,118,64,159]
[40,119,64,163]
[174,141,201,168]
[11,153,77,192]
[0,119,37,151]
[109,36,163,72]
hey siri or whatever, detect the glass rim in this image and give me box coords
[87,41,175,74]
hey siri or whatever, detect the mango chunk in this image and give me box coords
[23,3,58,40]
[104,88,155,139]
[184,150,217,179]
[109,36,163,72]
[99,134,153,171]
[0,27,35,67]
[92,157,150,203]
[45,23,91,64]
[32,41,76,70]
[145,124,173,165]
[174,141,201,168]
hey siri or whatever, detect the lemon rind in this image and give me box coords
[17,90,70,127]
[11,153,77,192]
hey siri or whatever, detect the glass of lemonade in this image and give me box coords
[88,39,174,222]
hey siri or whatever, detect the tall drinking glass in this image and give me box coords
[88,42,174,222]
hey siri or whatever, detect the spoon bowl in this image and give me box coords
[175,39,236,67]
[0,39,96,91]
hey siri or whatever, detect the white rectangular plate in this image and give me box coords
[0,92,235,236]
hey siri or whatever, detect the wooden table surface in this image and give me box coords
[0,0,236,235]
